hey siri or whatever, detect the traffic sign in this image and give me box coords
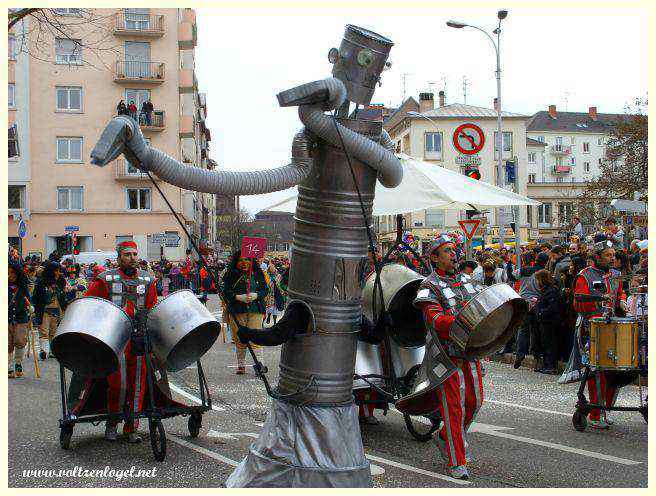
[65,225,79,232]
[458,219,481,241]
[453,123,485,155]
[151,232,181,247]
[18,220,26,238]
[241,236,267,259]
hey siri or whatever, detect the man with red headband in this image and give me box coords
[413,235,485,480]
[83,240,157,443]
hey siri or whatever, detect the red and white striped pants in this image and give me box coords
[436,359,484,467]
[107,342,147,434]
[587,370,618,421]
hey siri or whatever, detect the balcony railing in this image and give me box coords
[550,144,572,155]
[138,110,165,131]
[552,165,572,174]
[115,159,159,181]
[114,13,165,36]
[114,61,165,83]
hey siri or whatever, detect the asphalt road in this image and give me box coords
[8,295,648,488]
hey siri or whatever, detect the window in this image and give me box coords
[556,177,563,183]
[8,185,25,209]
[598,158,603,165]
[570,156,576,166]
[526,206,533,225]
[583,142,590,153]
[56,86,82,111]
[570,136,575,144]
[424,132,442,160]
[597,137,603,146]
[56,137,83,163]
[556,157,563,167]
[538,203,552,225]
[8,83,15,108]
[8,35,17,60]
[494,131,513,152]
[55,38,82,64]
[425,209,445,228]
[536,136,545,143]
[8,124,19,158]
[528,173,536,183]
[127,188,151,210]
[584,161,590,172]
[54,8,81,15]
[124,8,151,30]
[555,136,563,146]
[57,187,83,211]
[528,152,536,164]
[559,202,573,225]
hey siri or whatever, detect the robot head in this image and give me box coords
[329,25,393,106]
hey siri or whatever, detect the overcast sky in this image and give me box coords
[194,4,649,214]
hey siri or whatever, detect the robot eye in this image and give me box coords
[356,49,374,68]
[328,47,340,64]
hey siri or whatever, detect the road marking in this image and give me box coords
[486,399,571,417]
[169,383,225,411]
[168,434,239,467]
[470,422,642,465]
[389,409,642,466]
[370,464,385,476]
[365,454,470,485]
[208,429,259,440]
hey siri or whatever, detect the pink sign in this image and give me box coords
[241,236,267,259]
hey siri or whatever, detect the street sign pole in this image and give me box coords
[458,219,481,262]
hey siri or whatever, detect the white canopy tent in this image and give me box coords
[263,153,540,215]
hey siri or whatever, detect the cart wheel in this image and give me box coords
[59,424,73,450]
[149,419,166,462]
[403,413,440,442]
[572,410,587,432]
[188,413,202,438]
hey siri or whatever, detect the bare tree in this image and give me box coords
[9,8,123,71]
[218,208,252,254]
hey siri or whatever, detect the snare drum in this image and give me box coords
[589,317,639,370]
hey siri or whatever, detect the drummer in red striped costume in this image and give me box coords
[84,240,157,443]
[413,235,484,480]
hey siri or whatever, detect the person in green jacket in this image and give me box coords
[9,261,32,378]
[221,250,269,375]
[32,261,67,360]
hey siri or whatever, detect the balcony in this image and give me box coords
[115,159,160,181]
[114,13,165,37]
[550,144,572,155]
[114,61,165,84]
[138,110,165,131]
[552,165,572,174]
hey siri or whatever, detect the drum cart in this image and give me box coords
[572,301,648,432]
[57,308,213,461]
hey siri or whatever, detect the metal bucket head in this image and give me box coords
[51,297,132,378]
[363,263,425,348]
[353,340,385,390]
[146,290,220,371]
[458,283,529,358]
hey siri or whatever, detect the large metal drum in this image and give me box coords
[363,263,426,377]
[51,297,132,378]
[146,290,220,372]
[457,283,528,358]
[353,341,385,390]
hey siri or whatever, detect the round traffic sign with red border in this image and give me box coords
[453,123,485,155]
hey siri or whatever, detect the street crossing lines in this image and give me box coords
[168,434,239,467]
[169,383,225,411]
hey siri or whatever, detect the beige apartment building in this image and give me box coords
[8,8,214,261]
[381,91,530,250]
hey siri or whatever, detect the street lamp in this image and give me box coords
[446,10,521,269]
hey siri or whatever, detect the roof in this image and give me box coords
[417,103,528,119]
[526,137,547,147]
[349,105,398,123]
[526,110,623,133]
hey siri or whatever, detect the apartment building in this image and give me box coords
[7,8,214,261]
[526,104,623,237]
[382,91,530,249]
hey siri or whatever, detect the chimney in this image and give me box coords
[493,97,499,112]
[588,106,598,121]
[438,90,445,107]
[548,104,557,119]
[419,92,434,113]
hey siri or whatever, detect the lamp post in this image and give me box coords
[447,9,521,270]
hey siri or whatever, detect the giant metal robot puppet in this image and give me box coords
[90,26,402,487]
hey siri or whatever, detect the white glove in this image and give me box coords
[249,292,258,300]
[235,294,248,303]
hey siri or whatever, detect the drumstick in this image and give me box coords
[31,322,40,378]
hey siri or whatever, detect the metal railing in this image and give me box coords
[550,144,572,155]
[114,61,165,81]
[138,110,165,129]
[114,13,165,35]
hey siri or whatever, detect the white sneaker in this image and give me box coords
[104,423,118,441]
[589,419,610,429]
[449,465,469,480]
[127,433,142,444]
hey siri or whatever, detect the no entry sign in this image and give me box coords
[453,123,485,155]
[241,236,267,259]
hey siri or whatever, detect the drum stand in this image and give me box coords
[57,309,213,461]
